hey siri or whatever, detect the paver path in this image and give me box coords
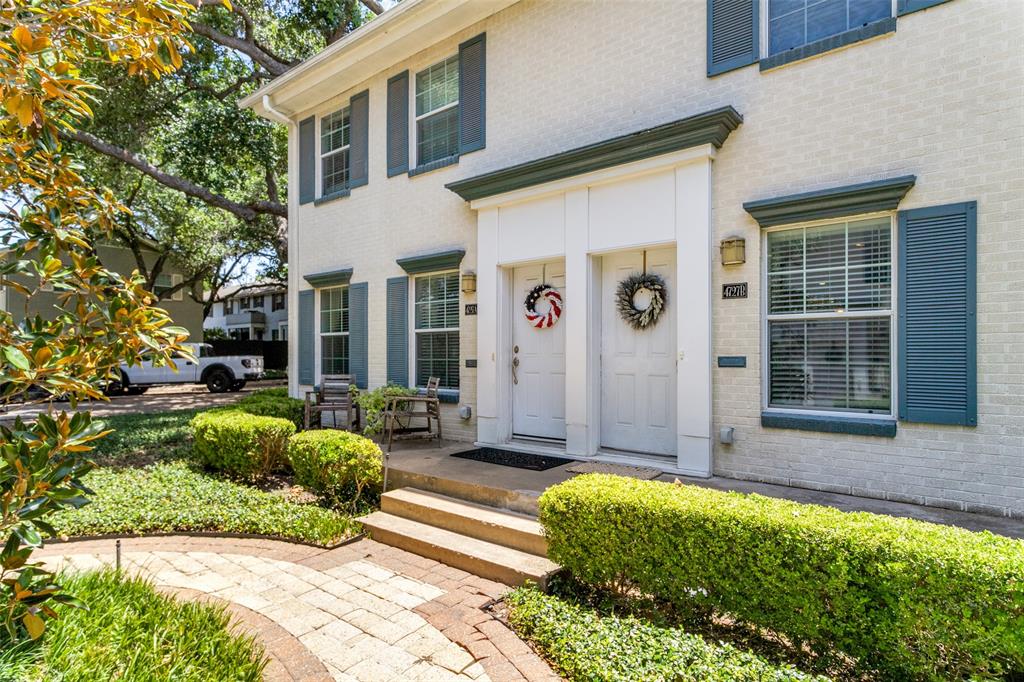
[37,536,559,682]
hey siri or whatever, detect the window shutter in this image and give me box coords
[349,282,369,389]
[298,116,315,204]
[170,273,183,301]
[458,33,486,154]
[386,276,409,386]
[897,0,951,16]
[386,71,409,177]
[349,90,369,188]
[898,202,977,426]
[706,0,759,77]
[297,289,314,385]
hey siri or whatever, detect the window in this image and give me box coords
[251,295,264,309]
[272,292,285,311]
[320,106,350,196]
[223,300,233,316]
[414,272,460,389]
[768,0,891,55]
[239,296,251,310]
[765,217,892,414]
[279,323,288,341]
[153,273,173,296]
[415,56,459,166]
[271,329,278,341]
[320,286,349,375]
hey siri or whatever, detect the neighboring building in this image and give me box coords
[204,283,289,341]
[242,0,1024,517]
[0,240,203,340]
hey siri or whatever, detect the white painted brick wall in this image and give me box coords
[288,0,1024,516]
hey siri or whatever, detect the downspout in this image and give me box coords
[262,95,292,126]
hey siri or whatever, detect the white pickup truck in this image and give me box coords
[113,343,264,394]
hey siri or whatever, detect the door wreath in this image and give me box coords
[524,284,563,329]
[616,272,666,330]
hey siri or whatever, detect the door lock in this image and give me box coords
[512,350,520,385]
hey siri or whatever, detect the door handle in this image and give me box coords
[512,356,520,385]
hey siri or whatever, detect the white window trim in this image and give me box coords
[760,212,897,418]
[758,0,899,59]
[409,270,460,390]
[318,284,350,379]
[319,107,351,197]
[411,55,460,168]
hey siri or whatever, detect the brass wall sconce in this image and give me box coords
[461,271,477,294]
[720,237,746,266]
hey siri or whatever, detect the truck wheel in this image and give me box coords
[126,386,149,395]
[104,372,128,396]
[230,381,246,392]
[206,370,231,393]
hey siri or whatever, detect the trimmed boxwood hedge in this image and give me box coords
[190,410,295,479]
[287,430,383,507]
[235,388,304,428]
[539,475,1024,681]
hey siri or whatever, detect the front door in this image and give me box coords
[511,261,567,440]
[601,247,677,456]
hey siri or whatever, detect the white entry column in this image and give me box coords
[563,188,599,456]
[674,158,713,476]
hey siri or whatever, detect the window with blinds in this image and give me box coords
[415,56,459,166]
[766,217,893,414]
[414,271,459,389]
[320,107,350,196]
[320,286,349,375]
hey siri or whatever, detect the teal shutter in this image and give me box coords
[386,71,409,177]
[349,90,369,188]
[898,202,977,426]
[458,33,486,154]
[349,282,368,389]
[707,0,759,77]
[298,116,316,204]
[386,276,409,386]
[297,290,315,384]
[898,0,951,16]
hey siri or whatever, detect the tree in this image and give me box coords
[66,0,385,313]
[0,0,194,639]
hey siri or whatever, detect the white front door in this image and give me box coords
[511,261,566,440]
[601,247,677,456]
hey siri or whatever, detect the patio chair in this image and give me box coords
[304,374,358,431]
[383,377,443,452]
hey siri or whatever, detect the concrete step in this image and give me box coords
[357,511,559,588]
[381,488,548,557]
[386,465,543,516]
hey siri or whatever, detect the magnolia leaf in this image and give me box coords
[22,611,45,639]
[4,346,31,371]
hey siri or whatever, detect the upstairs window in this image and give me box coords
[250,295,264,309]
[321,106,350,196]
[271,292,285,311]
[414,271,459,390]
[415,56,459,165]
[768,0,891,55]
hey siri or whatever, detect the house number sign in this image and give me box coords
[465,304,478,315]
[722,282,748,299]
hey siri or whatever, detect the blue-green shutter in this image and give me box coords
[349,90,369,188]
[297,289,314,384]
[897,0,951,16]
[386,276,409,386]
[349,282,368,389]
[706,0,759,77]
[458,33,486,154]
[898,202,977,426]
[386,71,409,177]
[298,116,316,204]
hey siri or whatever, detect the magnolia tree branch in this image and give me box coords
[189,21,293,76]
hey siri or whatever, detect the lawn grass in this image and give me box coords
[50,461,358,546]
[506,587,831,682]
[0,569,266,681]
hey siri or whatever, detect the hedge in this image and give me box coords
[190,410,295,479]
[235,388,304,428]
[539,475,1024,680]
[287,430,382,507]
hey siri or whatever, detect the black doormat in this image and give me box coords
[451,447,572,471]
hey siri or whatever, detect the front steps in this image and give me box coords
[358,488,559,587]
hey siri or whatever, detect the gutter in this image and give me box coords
[262,95,293,126]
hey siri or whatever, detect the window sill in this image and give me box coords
[760,18,896,72]
[314,188,350,206]
[409,154,460,178]
[418,387,459,404]
[761,411,896,437]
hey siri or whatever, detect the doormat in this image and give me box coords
[451,448,573,472]
[565,462,662,480]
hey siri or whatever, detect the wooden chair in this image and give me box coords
[383,377,443,452]
[304,374,359,431]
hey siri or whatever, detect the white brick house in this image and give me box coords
[242,0,1024,518]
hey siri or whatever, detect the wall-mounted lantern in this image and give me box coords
[720,237,746,266]
[461,271,477,294]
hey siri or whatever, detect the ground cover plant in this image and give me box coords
[0,569,266,681]
[88,409,199,466]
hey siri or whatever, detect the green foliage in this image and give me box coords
[235,388,304,428]
[0,569,266,681]
[506,587,828,682]
[353,384,418,436]
[288,430,383,508]
[48,461,357,546]
[89,409,198,466]
[190,410,295,479]
[539,475,1024,681]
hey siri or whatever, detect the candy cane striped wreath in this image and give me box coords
[524,284,563,329]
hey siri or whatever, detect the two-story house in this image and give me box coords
[204,282,290,341]
[242,0,1023,518]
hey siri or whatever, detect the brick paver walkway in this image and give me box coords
[37,535,559,682]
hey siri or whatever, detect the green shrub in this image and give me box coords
[539,475,1024,681]
[506,587,827,682]
[287,430,383,507]
[235,388,304,428]
[190,410,295,479]
[353,383,418,436]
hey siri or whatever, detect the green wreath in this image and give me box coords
[616,272,667,330]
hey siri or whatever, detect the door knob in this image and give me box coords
[512,355,520,385]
